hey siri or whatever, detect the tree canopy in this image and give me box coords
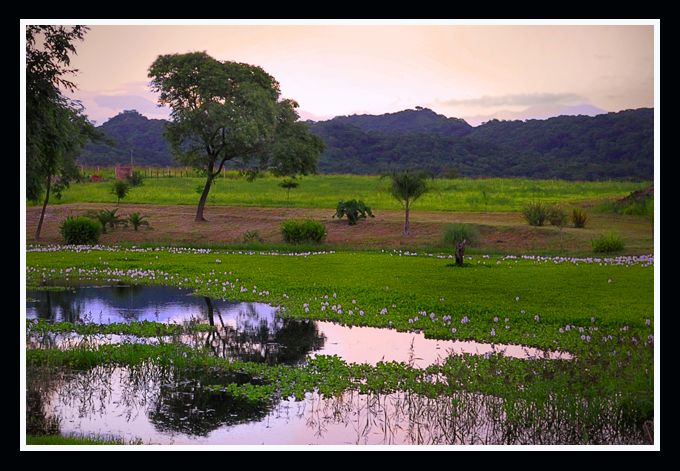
[148,52,323,221]
[26,25,97,239]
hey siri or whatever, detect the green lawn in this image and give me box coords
[38,175,649,212]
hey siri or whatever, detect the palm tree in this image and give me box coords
[388,172,428,236]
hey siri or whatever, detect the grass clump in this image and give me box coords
[592,233,625,253]
[572,208,588,228]
[442,223,479,246]
[522,201,549,226]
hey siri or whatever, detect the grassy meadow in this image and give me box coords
[37,173,650,212]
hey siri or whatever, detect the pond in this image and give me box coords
[28,284,614,445]
[27,365,645,445]
[26,284,570,366]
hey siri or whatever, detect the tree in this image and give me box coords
[388,172,428,236]
[111,180,130,204]
[26,25,97,239]
[148,52,323,222]
[278,177,299,201]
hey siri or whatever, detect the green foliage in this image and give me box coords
[243,230,264,243]
[86,208,126,233]
[522,201,549,226]
[27,319,212,337]
[572,208,589,228]
[148,52,322,220]
[281,219,326,243]
[547,205,568,228]
[621,198,654,217]
[126,170,144,187]
[59,216,102,244]
[127,212,149,231]
[592,233,625,253]
[111,180,130,204]
[278,178,299,201]
[333,199,374,225]
[388,172,428,206]
[443,223,479,246]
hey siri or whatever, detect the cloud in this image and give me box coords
[70,81,170,125]
[94,94,165,116]
[462,103,607,127]
[441,93,587,108]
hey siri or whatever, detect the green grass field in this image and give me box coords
[38,175,650,212]
[27,247,653,351]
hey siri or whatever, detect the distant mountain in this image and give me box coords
[310,107,653,180]
[329,107,472,136]
[77,107,653,181]
[78,110,171,167]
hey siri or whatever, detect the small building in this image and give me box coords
[115,163,133,180]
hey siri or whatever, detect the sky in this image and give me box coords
[61,24,654,126]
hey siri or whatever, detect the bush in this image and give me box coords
[127,212,149,231]
[592,233,625,253]
[281,219,326,244]
[572,208,588,228]
[522,201,549,226]
[126,171,144,187]
[442,223,479,246]
[86,209,126,233]
[60,216,102,245]
[333,200,374,225]
[243,230,263,243]
[547,205,568,228]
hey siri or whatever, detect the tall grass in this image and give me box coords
[32,174,650,212]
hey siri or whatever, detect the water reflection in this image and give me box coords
[26,365,648,445]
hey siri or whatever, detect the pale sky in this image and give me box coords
[63,24,654,126]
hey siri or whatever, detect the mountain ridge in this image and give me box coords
[77,107,653,180]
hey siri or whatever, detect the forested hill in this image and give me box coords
[77,107,653,180]
[78,110,171,167]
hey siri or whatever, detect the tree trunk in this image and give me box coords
[195,174,214,222]
[35,175,51,240]
[455,239,467,267]
[403,202,410,236]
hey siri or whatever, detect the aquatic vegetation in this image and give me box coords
[26,319,215,337]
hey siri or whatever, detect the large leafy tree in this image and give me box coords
[26,25,97,239]
[148,52,323,222]
[388,172,428,236]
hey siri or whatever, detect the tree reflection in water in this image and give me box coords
[25,364,648,444]
[196,296,326,365]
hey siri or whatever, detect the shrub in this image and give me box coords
[281,219,326,244]
[547,205,568,228]
[87,209,126,233]
[127,212,149,231]
[126,171,144,187]
[111,180,130,204]
[443,223,479,267]
[592,233,625,253]
[572,208,588,228]
[243,230,263,243]
[333,200,374,225]
[60,216,102,245]
[442,223,479,246]
[522,201,549,226]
